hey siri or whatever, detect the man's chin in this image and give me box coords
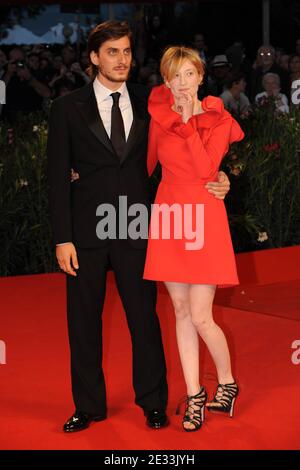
[115,74,130,82]
[106,72,130,83]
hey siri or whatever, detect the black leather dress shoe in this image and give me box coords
[63,410,106,433]
[144,409,169,429]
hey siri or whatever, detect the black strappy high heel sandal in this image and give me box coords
[206,382,239,417]
[176,386,207,432]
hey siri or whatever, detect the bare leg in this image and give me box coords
[165,281,202,430]
[189,284,235,393]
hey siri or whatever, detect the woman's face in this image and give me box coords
[167,60,201,99]
[236,77,246,92]
[263,76,279,94]
[289,56,300,73]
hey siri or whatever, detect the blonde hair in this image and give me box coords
[160,46,205,82]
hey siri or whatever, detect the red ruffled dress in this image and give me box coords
[143,84,244,287]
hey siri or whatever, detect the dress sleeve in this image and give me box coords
[171,115,244,179]
[229,118,245,144]
[147,118,159,176]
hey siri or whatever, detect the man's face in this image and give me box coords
[9,48,24,62]
[212,65,229,79]
[194,34,205,50]
[152,16,160,28]
[53,56,63,70]
[62,47,75,65]
[258,47,274,68]
[91,36,132,85]
[28,55,39,70]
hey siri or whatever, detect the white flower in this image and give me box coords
[257,231,268,242]
[33,125,39,132]
[19,179,28,187]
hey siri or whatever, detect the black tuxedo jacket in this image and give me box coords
[47,81,152,249]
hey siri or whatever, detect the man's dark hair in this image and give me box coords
[28,52,39,60]
[87,20,133,80]
[225,71,245,90]
[54,77,76,97]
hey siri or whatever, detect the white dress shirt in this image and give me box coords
[93,77,133,140]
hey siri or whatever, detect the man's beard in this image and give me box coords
[99,67,130,83]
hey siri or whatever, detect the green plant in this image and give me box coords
[223,100,300,251]
[0,113,56,275]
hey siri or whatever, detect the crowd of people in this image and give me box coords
[1,21,300,122]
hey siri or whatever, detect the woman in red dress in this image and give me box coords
[143,46,244,432]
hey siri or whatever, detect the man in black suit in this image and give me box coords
[47,21,231,433]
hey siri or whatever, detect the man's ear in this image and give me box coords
[90,51,99,67]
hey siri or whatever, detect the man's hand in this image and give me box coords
[56,242,79,276]
[205,171,230,200]
[17,65,32,82]
[70,168,80,182]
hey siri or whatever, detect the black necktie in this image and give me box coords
[110,92,126,159]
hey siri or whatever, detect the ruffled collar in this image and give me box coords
[148,84,225,129]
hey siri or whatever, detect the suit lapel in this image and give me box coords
[75,83,116,157]
[74,82,148,164]
[120,85,148,164]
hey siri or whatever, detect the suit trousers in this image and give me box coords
[66,239,168,416]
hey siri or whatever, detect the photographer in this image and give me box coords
[2,46,51,122]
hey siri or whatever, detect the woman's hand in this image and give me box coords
[205,171,230,200]
[174,93,194,123]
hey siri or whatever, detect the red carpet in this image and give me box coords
[214,280,300,321]
[0,246,300,450]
